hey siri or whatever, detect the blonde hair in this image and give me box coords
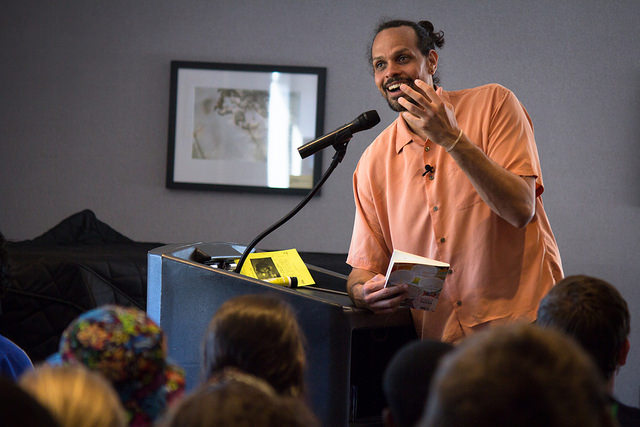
[19,364,127,427]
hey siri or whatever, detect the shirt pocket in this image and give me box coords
[446,167,483,210]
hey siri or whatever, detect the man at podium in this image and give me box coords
[346,19,563,343]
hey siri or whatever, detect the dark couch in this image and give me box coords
[1,210,349,363]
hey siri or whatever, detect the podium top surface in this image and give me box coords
[148,242,413,327]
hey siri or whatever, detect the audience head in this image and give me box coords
[0,334,34,380]
[203,294,306,397]
[160,368,318,427]
[49,304,185,426]
[421,323,615,427]
[0,375,60,427]
[19,364,127,427]
[537,274,630,384]
[1,233,35,381]
[382,339,453,427]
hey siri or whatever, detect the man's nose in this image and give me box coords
[385,62,402,78]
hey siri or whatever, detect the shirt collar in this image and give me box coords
[393,85,448,154]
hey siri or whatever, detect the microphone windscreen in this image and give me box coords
[352,110,380,133]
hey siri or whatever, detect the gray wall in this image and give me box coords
[2,0,639,407]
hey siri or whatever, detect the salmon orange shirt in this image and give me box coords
[347,83,563,342]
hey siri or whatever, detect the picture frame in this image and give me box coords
[166,60,326,195]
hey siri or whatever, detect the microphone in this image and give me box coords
[297,110,380,159]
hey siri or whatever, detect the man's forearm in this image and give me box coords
[397,81,536,228]
[448,134,535,228]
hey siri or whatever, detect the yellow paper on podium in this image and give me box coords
[239,249,315,287]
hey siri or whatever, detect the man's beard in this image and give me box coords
[386,94,420,112]
[383,79,420,112]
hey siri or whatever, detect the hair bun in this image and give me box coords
[418,20,435,34]
[419,20,445,49]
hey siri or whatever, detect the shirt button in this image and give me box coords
[433,206,439,212]
[456,300,462,306]
[440,237,446,243]
[424,146,430,152]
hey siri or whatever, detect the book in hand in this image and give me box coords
[383,249,450,311]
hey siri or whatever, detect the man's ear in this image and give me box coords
[428,49,439,74]
[617,338,630,367]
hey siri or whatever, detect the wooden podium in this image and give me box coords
[147,242,416,426]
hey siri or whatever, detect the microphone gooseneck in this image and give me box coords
[234,110,381,274]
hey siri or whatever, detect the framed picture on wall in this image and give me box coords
[166,60,326,194]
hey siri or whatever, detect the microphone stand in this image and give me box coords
[234,140,350,274]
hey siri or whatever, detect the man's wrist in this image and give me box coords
[443,128,464,152]
[349,282,366,307]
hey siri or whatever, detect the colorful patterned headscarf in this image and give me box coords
[50,305,185,426]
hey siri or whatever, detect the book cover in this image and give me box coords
[384,249,450,311]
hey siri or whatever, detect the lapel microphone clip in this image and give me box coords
[422,164,435,177]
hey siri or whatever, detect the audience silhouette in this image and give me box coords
[382,339,453,427]
[47,305,185,426]
[20,364,127,427]
[159,368,318,427]
[537,275,640,426]
[202,294,306,397]
[420,323,615,427]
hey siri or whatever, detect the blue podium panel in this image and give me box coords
[147,242,415,427]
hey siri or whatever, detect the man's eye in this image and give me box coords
[374,62,385,70]
[398,55,409,63]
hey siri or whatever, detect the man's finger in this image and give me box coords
[415,80,441,105]
[399,83,430,107]
[368,291,409,313]
[364,283,407,304]
[398,97,423,117]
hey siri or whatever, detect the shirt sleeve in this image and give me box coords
[346,156,391,275]
[487,88,545,197]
